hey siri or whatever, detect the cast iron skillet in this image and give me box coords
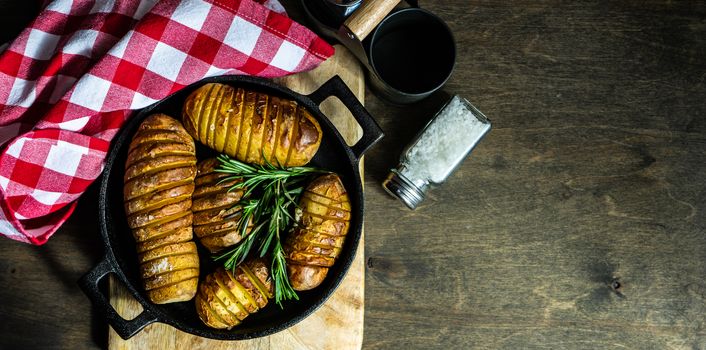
[78,75,383,340]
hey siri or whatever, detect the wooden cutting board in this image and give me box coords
[108,44,365,350]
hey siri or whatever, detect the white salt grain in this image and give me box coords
[148,257,172,276]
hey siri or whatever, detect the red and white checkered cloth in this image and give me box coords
[0,0,334,245]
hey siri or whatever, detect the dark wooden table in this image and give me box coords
[1,1,705,349]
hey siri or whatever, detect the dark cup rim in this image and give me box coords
[367,7,456,98]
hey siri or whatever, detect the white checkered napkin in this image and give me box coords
[0,0,334,245]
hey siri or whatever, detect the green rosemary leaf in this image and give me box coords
[272,240,298,307]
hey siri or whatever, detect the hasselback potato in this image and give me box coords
[182,83,322,167]
[284,174,350,291]
[195,260,274,329]
[123,113,199,304]
[192,158,251,253]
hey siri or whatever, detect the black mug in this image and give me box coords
[364,7,455,104]
[303,0,456,105]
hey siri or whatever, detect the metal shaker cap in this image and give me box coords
[383,169,425,209]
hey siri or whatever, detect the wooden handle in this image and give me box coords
[344,0,401,41]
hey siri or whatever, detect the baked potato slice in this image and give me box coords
[241,260,274,299]
[195,283,233,329]
[147,278,198,304]
[202,275,242,327]
[124,184,194,216]
[139,249,200,279]
[143,268,199,291]
[136,226,193,254]
[132,213,192,243]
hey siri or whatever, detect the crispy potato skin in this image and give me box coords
[191,158,250,253]
[195,259,273,329]
[182,83,322,167]
[286,264,329,291]
[124,114,199,304]
[284,174,351,291]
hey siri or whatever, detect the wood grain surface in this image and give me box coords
[343,0,401,41]
[1,1,705,349]
[107,44,365,350]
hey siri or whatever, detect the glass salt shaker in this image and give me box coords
[383,95,491,209]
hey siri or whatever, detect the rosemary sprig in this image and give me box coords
[213,155,328,307]
[272,240,298,303]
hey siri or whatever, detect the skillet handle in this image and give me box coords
[308,75,384,160]
[78,255,158,340]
